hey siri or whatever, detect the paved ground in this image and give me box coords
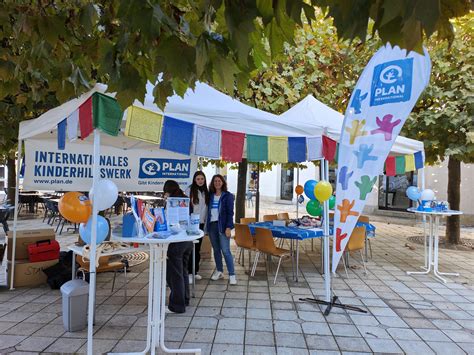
[0,205,473,354]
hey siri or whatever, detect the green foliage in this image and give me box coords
[403,14,474,165]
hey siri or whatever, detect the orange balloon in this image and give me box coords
[58,192,92,223]
[295,185,304,195]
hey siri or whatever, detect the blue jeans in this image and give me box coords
[208,222,235,275]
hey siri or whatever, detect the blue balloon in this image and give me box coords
[406,186,421,201]
[79,215,109,245]
[304,180,318,200]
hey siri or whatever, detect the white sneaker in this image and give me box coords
[188,274,193,284]
[229,275,237,285]
[211,271,224,281]
[195,274,202,280]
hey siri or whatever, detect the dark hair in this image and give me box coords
[209,174,228,194]
[163,180,186,197]
[190,171,210,205]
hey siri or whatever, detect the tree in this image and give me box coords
[403,14,474,244]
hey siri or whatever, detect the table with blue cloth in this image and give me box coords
[248,221,376,281]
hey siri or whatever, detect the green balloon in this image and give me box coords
[329,196,336,209]
[306,200,323,217]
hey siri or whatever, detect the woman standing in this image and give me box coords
[185,171,209,283]
[163,180,193,313]
[207,174,237,285]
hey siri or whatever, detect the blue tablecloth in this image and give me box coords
[248,221,376,241]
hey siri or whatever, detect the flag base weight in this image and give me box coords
[300,296,367,316]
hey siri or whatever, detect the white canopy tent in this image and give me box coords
[14,82,425,353]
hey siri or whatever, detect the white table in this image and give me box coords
[406,208,462,283]
[109,230,204,355]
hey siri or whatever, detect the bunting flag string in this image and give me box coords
[195,126,221,159]
[221,130,245,162]
[268,137,288,163]
[160,116,194,155]
[247,135,268,162]
[125,106,163,144]
[78,96,93,139]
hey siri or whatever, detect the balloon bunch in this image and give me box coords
[58,179,118,245]
[295,180,335,217]
[406,186,435,206]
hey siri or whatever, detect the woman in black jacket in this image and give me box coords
[163,180,193,313]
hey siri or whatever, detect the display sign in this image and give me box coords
[24,139,197,191]
[332,44,431,272]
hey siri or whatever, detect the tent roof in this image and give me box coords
[281,95,424,155]
[19,82,424,155]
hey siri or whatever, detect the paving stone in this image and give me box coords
[213,329,244,344]
[15,336,57,352]
[275,332,306,348]
[329,324,361,337]
[218,317,246,330]
[457,342,474,354]
[387,327,421,340]
[413,328,451,342]
[3,322,44,336]
[335,336,370,352]
[44,337,86,353]
[427,341,466,355]
[273,310,298,321]
[165,315,192,328]
[244,345,277,354]
[365,338,403,353]
[245,330,275,346]
[304,334,339,350]
[212,343,244,354]
[77,339,118,353]
[181,342,213,355]
[190,316,218,329]
[274,320,302,333]
[443,329,474,343]
[349,314,379,326]
[111,339,147,353]
[247,307,272,320]
[396,340,435,354]
[277,347,309,355]
[432,319,463,330]
[246,319,274,332]
[301,322,332,336]
[94,326,129,340]
[183,328,216,343]
[356,325,392,339]
[0,335,27,350]
[222,307,246,318]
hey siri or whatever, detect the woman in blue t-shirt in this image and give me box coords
[206,174,236,285]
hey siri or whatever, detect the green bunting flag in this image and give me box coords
[247,135,268,162]
[93,93,123,136]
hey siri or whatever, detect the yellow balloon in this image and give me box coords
[314,181,333,202]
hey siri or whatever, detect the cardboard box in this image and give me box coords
[200,234,212,259]
[7,228,56,261]
[7,259,59,287]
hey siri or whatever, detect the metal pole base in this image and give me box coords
[300,296,367,316]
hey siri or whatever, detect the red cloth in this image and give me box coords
[385,156,396,176]
[322,136,337,161]
[221,130,245,162]
[79,97,93,139]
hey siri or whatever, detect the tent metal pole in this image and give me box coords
[323,159,331,302]
[255,163,260,222]
[296,166,300,219]
[87,129,101,355]
[9,140,22,290]
[420,167,427,269]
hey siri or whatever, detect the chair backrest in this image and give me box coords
[277,212,290,221]
[234,223,255,249]
[358,215,370,224]
[255,227,277,254]
[262,214,278,222]
[240,217,256,225]
[347,226,366,251]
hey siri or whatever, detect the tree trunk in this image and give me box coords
[235,159,248,224]
[7,157,16,204]
[446,157,461,244]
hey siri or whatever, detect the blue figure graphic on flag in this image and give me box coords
[338,166,353,190]
[353,144,378,168]
[350,89,368,114]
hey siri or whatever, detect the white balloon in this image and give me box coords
[420,189,435,201]
[89,179,119,211]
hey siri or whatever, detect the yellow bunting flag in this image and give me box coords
[268,137,288,163]
[125,106,163,144]
[405,154,415,172]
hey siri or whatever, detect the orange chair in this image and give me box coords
[234,223,257,270]
[277,212,290,221]
[263,214,278,222]
[240,217,257,225]
[252,227,291,284]
[342,226,367,277]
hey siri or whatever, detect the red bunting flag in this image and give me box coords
[79,96,93,139]
[322,136,337,161]
[385,156,396,176]
[221,130,245,162]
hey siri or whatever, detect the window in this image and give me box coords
[378,172,417,211]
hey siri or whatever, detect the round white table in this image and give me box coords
[406,208,462,283]
[109,230,204,355]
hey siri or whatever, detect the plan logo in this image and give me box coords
[138,158,191,179]
[370,58,413,106]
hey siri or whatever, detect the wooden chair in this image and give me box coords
[358,215,373,259]
[262,214,278,222]
[342,226,367,277]
[240,217,256,225]
[252,227,291,284]
[277,212,290,221]
[76,255,127,299]
[234,223,257,271]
